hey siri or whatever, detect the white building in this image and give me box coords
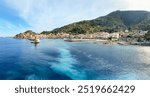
[110,33,120,39]
[96,32,110,39]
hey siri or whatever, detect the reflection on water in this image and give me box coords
[34,43,39,47]
[0,38,150,80]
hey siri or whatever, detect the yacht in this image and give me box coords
[31,37,40,44]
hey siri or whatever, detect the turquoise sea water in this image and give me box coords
[0,38,150,80]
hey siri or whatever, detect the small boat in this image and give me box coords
[63,38,72,42]
[31,38,40,44]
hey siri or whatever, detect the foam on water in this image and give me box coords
[26,74,40,80]
[49,48,86,80]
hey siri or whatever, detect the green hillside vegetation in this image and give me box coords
[41,21,95,34]
[15,30,36,39]
[41,10,150,35]
[24,30,36,34]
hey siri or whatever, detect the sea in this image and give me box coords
[0,38,150,80]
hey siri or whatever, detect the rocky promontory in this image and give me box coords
[15,30,37,39]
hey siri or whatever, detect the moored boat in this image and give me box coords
[31,38,40,43]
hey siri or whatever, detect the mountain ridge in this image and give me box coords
[41,10,150,35]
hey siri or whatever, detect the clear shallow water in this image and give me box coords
[0,38,150,80]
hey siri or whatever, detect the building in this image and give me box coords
[139,30,148,35]
[96,32,110,39]
[110,33,120,39]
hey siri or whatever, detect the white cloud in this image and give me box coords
[0,19,29,37]
[118,0,150,11]
[5,0,51,32]
[5,0,122,33]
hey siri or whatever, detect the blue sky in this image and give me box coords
[0,0,150,37]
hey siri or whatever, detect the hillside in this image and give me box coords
[41,10,150,34]
[15,30,37,39]
[15,10,150,41]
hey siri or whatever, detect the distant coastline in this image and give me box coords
[14,30,150,46]
[14,10,150,46]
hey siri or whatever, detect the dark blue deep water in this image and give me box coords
[0,38,150,80]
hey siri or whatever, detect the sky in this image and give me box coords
[0,0,150,37]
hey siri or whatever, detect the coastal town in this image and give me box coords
[15,29,150,46]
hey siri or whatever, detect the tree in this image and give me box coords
[70,27,86,34]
